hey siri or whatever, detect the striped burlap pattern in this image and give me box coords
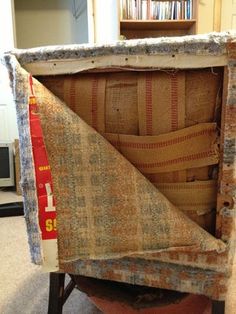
[105,72,139,135]
[153,180,217,232]
[103,123,218,174]
[37,73,106,132]
[32,77,225,263]
[137,71,187,182]
[38,68,222,231]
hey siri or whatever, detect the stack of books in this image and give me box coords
[120,0,193,20]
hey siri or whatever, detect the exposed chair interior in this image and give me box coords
[4,32,236,302]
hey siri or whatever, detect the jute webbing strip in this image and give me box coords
[145,167,213,184]
[185,69,222,127]
[105,72,139,135]
[137,71,187,182]
[34,79,225,261]
[63,74,106,132]
[137,71,186,135]
[145,171,187,184]
[185,69,222,184]
[38,74,106,132]
[153,180,217,215]
[103,123,219,174]
[149,174,217,232]
[39,69,222,134]
[187,166,214,182]
[39,69,221,184]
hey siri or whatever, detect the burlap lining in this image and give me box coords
[39,68,222,232]
[33,67,225,263]
[31,79,225,263]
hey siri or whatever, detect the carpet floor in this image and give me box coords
[0,216,102,314]
[0,216,235,314]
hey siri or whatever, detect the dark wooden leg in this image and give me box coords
[212,300,225,314]
[48,273,76,314]
[48,273,65,314]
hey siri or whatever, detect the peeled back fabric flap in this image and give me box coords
[30,75,226,264]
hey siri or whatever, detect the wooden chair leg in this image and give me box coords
[48,273,65,314]
[63,275,76,305]
[212,300,225,314]
[48,273,76,314]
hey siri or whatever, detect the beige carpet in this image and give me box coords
[0,216,102,314]
[0,216,235,313]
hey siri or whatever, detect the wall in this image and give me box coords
[197,0,236,34]
[94,0,119,43]
[15,0,88,48]
[0,0,18,142]
[221,0,236,30]
[0,0,16,50]
[197,0,215,34]
[0,64,19,142]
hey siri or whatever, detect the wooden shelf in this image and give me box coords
[119,0,198,39]
[120,19,197,31]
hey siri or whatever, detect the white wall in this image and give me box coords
[221,0,236,31]
[94,0,119,43]
[197,0,215,34]
[15,0,88,48]
[0,0,16,49]
[0,64,19,142]
[0,0,18,142]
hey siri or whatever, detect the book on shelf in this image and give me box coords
[120,0,193,21]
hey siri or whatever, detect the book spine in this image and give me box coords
[160,2,163,20]
[157,1,160,20]
[147,0,151,19]
[178,1,181,20]
[120,0,123,20]
[187,0,190,19]
[150,0,153,19]
[141,0,147,20]
[184,1,188,20]
[190,0,192,19]
[132,0,136,19]
[175,1,177,20]
[171,1,175,20]
[124,0,127,19]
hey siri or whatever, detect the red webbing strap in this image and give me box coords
[28,75,57,243]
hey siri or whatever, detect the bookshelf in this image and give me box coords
[120,0,198,39]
